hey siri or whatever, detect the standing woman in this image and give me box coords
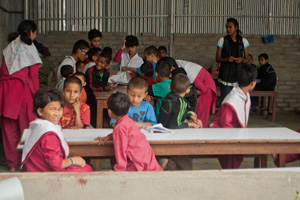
[216,18,250,101]
[0,20,42,172]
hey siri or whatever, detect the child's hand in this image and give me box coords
[70,126,81,130]
[121,66,128,71]
[193,119,203,128]
[196,90,201,96]
[121,40,126,50]
[73,156,86,167]
[106,83,117,91]
[73,99,81,114]
[95,135,110,145]
[188,122,200,128]
[144,95,152,102]
[227,56,236,62]
[235,57,244,63]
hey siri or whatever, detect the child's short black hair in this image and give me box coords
[237,64,258,87]
[127,77,148,92]
[157,56,178,69]
[98,52,112,63]
[249,54,253,59]
[72,39,89,54]
[73,72,86,81]
[103,47,113,56]
[63,76,83,90]
[88,29,102,40]
[140,62,154,78]
[171,73,190,94]
[144,46,158,57]
[171,68,187,78]
[125,35,139,47]
[258,53,268,60]
[107,92,130,116]
[88,47,102,61]
[158,46,167,52]
[155,61,171,78]
[33,88,65,118]
[60,65,74,78]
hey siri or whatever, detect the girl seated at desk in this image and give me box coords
[21,88,92,172]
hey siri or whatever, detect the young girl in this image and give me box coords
[0,20,42,172]
[216,18,250,102]
[21,88,92,172]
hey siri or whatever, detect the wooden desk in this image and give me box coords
[19,128,300,168]
[94,86,127,128]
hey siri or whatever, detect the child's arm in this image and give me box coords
[135,122,153,128]
[113,127,129,171]
[73,99,85,128]
[61,156,86,168]
[121,66,138,73]
[189,115,203,128]
[113,40,126,63]
[95,134,112,145]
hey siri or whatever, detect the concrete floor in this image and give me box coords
[0,111,299,172]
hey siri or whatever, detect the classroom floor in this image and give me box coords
[0,111,299,172]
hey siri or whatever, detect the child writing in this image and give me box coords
[95,92,162,171]
[113,35,144,74]
[56,65,74,91]
[110,77,157,128]
[57,39,89,81]
[158,46,168,59]
[140,62,157,86]
[60,76,90,129]
[21,88,92,172]
[83,47,102,74]
[73,72,87,103]
[209,64,257,169]
[216,18,250,102]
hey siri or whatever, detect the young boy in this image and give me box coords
[158,46,168,59]
[247,54,258,70]
[57,39,89,81]
[122,46,158,80]
[96,92,162,171]
[158,73,202,129]
[209,64,257,169]
[83,47,102,74]
[113,35,144,73]
[76,61,85,73]
[56,65,73,91]
[140,62,157,86]
[110,77,157,128]
[255,53,277,91]
[88,29,102,48]
[73,72,87,103]
[60,76,91,129]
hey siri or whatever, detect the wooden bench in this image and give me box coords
[216,88,277,122]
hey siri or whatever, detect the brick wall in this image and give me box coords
[0,27,9,63]
[1,31,299,111]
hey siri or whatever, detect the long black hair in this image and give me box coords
[17,20,37,45]
[227,18,242,43]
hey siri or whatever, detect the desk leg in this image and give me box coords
[277,154,286,167]
[95,159,102,171]
[261,155,267,168]
[97,100,104,128]
[261,96,266,117]
[272,95,277,122]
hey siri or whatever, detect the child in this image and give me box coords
[255,53,277,91]
[110,77,157,128]
[88,29,102,48]
[85,52,116,92]
[102,46,113,56]
[56,65,74,91]
[247,54,258,70]
[209,64,257,169]
[158,46,168,59]
[147,61,172,117]
[21,88,92,172]
[57,39,89,81]
[73,72,87,103]
[95,92,162,171]
[216,18,250,102]
[122,46,158,80]
[113,35,144,73]
[60,76,90,129]
[83,47,102,74]
[140,62,157,86]
[76,61,85,73]
[158,73,202,129]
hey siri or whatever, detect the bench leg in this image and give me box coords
[254,157,260,168]
[261,155,268,168]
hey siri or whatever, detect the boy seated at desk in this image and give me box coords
[96,92,162,171]
[110,77,157,128]
[209,64,257,169]
[60,76,90,129]
[21,88,92,172]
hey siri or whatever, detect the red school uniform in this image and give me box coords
[21,119,92,172]
[111,115,162,171]
[60,101,90,128]
[79,87,87,103]
[209,87,251,169]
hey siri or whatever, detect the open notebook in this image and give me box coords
[142,123,173,133]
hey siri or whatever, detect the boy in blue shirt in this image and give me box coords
[110,77,157,128]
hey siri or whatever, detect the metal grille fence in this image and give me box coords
[25,0,300,36]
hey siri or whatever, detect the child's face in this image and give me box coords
[76,62,85,73]
[78,48,89,62]
[91,50,102,62]
[126,87,147,107]
[126,46,138,56]
[158,50,167,59]
[37,101,63,125]
[247,57,253,65]
[90,37,101,48]
[74,75,86,87]
[95,56,109,71]
[62,83,81,105]
[258,57,268,66]
[144,53,156,63]
[226,21,238,36]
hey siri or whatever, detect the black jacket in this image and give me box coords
[255,62,276,91]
